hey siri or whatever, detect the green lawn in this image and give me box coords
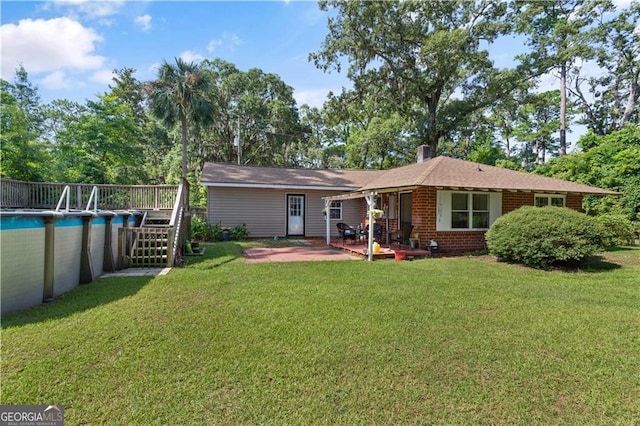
[2,244,639,424]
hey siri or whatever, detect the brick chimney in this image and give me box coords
[417,145,434,163]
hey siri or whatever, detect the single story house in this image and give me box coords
[201,148,618,253]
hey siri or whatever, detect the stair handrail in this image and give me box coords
[139,210,148,227]
[169,181,185,227]
[85,186,99,212]
[168,181,187,266]
[55,185,71,212]
[169,206,183,267]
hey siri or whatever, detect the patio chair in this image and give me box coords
[390,224,413,248]
[365,222,383,242]
[336,222,357,245]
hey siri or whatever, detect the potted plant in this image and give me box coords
[368,209,384,219]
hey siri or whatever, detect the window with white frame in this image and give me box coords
[329,201,342,219]
[451,193,490,229]
[437,190,501,231]
[534,194,565,207]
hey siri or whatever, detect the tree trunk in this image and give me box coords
[464,134,470,160]
[559,62,567,156]
[181,114,188,180]
[621,71,639,126]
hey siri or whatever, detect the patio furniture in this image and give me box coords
[336,222,357,245]
[365,222,383,241]
[390,224,414,248]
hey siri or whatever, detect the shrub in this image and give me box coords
[595,214,635,247]
[486,206,605,269]
[191,216,211,242]
[210,223,222,241]
[231,223,248,241]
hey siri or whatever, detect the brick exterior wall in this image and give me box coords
[358,188,584,255]
[566,194,583,211]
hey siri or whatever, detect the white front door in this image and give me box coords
[287,194,305,236]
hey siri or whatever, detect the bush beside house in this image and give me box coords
[486,206,605,269]
[191,216,248,242]
[595,214,637,246]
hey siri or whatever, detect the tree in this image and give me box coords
[0,68,50,181]
[110,67,147,126]
[514,0,613,156]
[536,124,640,219]
[0,79,50,181]
[51,95,145,184]
[346,113,410,169]
[310,0,513,155]
[514,90,562,167]
[146,58,214,180]
[195,59,304,168]
[488,82,535,160]
[570,1,640,135]
[10,65,44,133]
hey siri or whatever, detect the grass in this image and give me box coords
[2,243,639,424]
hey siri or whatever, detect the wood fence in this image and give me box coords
[0,179,178,210]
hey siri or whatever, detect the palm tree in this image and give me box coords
[146,58,214,180]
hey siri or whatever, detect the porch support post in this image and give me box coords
[365,192,376,262]
[324,198,332,245]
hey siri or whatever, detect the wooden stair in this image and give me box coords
[129,210,173,267]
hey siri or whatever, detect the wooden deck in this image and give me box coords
[329,241,431,260]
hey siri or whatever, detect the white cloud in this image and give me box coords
[293,88,333,108]
[47,0,126,19]
[207,32,243,53]
[206,39,223,53]
[90,69,116,85]
[612,0,634,8]
[40,70,74,90]
[0,17,105,79]
[134,14,152,32]
[179,50,205,64]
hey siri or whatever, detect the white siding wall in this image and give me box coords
[207,187,363,238]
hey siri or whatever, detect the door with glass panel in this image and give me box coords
[399,192,412,229]
[287,194,305,236]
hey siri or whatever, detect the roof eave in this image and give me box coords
[202,182,359,191]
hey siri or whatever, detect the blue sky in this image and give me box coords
[1,0,352,107]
